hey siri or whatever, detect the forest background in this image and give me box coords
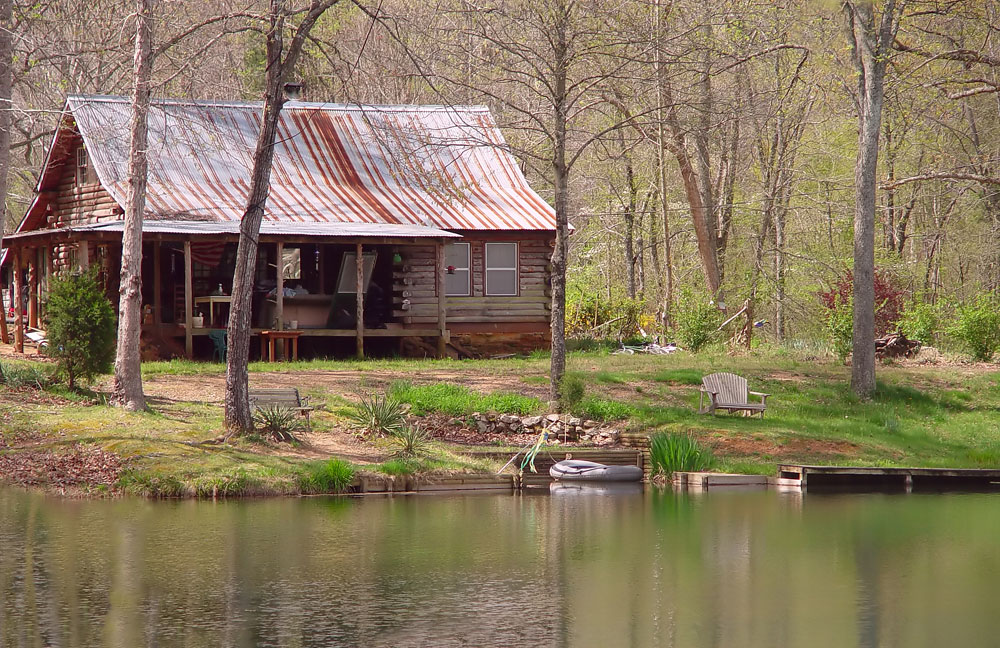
[1,0,997,354]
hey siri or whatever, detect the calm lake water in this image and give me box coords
[2,485,999,647]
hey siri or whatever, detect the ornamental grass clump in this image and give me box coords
[252,404,300,443]
[390,424,430,458]
[648,431,715,478]
[347,391,407,436]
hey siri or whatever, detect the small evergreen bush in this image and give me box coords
[648,432,715,477]
[674,290,720,352]
[559,373,586,412]
[949,295,1000,361]
[45,270,116,388]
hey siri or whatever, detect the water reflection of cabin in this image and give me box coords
[1,96,557,359]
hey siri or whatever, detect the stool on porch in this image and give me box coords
[259,329,303,362]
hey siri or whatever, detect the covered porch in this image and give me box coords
[2,221,458,359]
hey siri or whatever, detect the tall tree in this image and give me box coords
[0,0,11,239]
[225,0,341,435]
[843,0,904,398]
[110,0,154,411]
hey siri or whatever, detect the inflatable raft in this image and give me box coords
[549,459,644,483]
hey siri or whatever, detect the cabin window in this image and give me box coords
[75,147,95,185]
[485,242,518,296]
[445,242,470,296]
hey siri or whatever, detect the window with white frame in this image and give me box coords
[485,242,518,296]
[445,242,470,296]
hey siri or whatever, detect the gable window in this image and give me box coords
[485,242,518,296]
[445,242,470,296]
[76,147,95,185]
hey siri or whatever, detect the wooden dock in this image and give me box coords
[462,447,646,487]
[778,464,1000,491]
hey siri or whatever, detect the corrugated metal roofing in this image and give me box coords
[3,219,460,240]
[67,95,556,231]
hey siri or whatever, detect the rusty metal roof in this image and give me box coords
[66,95,556,231]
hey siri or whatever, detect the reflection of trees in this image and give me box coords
[3,489,1000,646]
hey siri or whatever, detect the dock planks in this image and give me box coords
[778,464,1000,491]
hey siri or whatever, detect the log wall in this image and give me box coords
[393,237,552,326]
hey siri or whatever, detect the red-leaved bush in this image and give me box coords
[819,269,907,338]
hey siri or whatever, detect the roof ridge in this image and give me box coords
[66,94,490,114]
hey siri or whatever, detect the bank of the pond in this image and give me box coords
[3,347,1000,497]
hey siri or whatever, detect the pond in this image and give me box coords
[2,486,999,647]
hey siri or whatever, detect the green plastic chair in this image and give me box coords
[208,329,227,362]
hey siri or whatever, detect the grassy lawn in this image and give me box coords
[3,346,1000,494]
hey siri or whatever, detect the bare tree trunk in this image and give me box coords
[844,0,901,399]
[548,0,570,407]
[224,0,341,435]
[110,0,153,412]
[0,0,11,238]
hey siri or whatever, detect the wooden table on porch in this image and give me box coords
[194,295,231,328]
[259,329,303,362]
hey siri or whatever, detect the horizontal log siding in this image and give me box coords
[394,238,552,325]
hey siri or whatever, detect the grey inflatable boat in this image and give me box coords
[549,459,643,482]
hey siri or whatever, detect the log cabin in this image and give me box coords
[1,95,557,359]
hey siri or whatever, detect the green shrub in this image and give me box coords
[389,381,543,416]
[559,373,586,411]
[572,396,635,421]
[899,300,940,345]
[674,290,720,352]
[45,270,116,388]
[379,458,418,476]
[391,424,430,457]
[950,295,1000,361]
[347,391,407,436]
[648,432,715,477]
[826,295,853,361]
[566,292,645,340]
[252,404,300,442]
[300,459,355,493]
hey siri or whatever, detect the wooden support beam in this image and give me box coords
[153,242,161,329]
[78,240,89,271]
[184,240,193,358]
[356,242,364,359]
[13,250,24,353]
[276,242,284,331]
[27,252,37,330]
[0,259,9,344]
[436,239,447,358]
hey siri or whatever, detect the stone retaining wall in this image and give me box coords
[470,412,621,445]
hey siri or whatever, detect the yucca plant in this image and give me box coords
[648,432,715,478]
[347,391,407,436]
[252,404,300,442]
[390,424,430,458]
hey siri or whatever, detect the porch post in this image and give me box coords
[13,248,23,353]
[153,241,161,329]
[27,251,37,330]
[436,239,447,358]
[78,240,89,271]
[184,240,193,358]
[356,242,364,359]
[275,242,284,331]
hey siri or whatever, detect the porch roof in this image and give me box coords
[2,219,462,245]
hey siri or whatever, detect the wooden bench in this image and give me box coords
[698,372,769,417]
[248,388,314,431]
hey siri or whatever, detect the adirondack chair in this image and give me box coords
[698,372,769,417]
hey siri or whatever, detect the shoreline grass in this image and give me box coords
[3,346,1000,496]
